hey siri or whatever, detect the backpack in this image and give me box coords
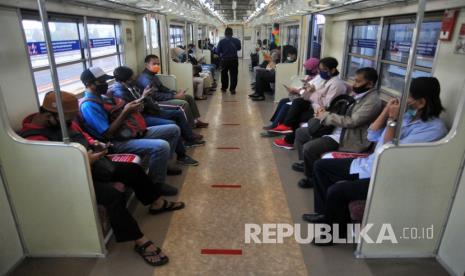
[307,94,355,138]
[79,96,147,141]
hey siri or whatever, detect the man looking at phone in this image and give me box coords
[79,67,179,196]
[138,54,208,128]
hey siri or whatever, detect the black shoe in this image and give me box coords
[221,89,227,93]
[177,155,199,166]
[302,213,326,223]
[298,178,313,188]
[252,96,265,101]
[167,165,182,175]
[230,90,236,95]
[160,184,178,196]
[292,162,304,172]
[248,93,260,98]
[185,139,206,148]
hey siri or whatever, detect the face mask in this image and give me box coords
[149,64,160,74]
[96,83,108,95]
[406,107,417,117]
[320,71,331,80]
[287,56,293,61]
[352,85,370,94]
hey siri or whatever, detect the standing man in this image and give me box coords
[217,27,241,95]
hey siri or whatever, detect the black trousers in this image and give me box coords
[221,58,239,91]
[283,98,314,144]
[302,136,339,178]
[255,69,275,96]
[313,158,370,234]
[94,162,162,242]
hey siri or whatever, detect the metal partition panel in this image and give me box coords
[274,62,299,103]
[0,88,105,257]
[357,86,465,258]
[157,74,177,91]
[169,61,194,96]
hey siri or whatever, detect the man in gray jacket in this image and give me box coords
[294,67,383,188]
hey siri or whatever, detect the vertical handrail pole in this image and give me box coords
[83,16,92,67]
[147,15,153,55]
[393,0,426,145]
[37,0,70,143]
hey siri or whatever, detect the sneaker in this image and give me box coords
[273,138,294,150]
[268,124,293,134]
[160,183,178,196]
[298,178,313,188]
[230,90,236,95]
[192,133,204,140]
[221,89,227,93]
[185,139,206,148]
[177,155,199,166]
[260,131,281,137]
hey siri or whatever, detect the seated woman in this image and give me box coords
[271,57,348,149]
[19,91,185,265]
[261,57,320,135]
[304,77,448,245]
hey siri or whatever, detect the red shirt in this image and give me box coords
[20,113,95,145]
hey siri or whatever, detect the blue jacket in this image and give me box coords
[110,82,140,103]
[136,69,175,102]
[217,36,241,59]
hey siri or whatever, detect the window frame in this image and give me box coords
[21,10,123,96]
[342,13,442,97]
[169,25,185,48]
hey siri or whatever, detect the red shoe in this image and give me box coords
[273,138,294,150]
[268,124,293,134]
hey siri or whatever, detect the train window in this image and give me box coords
[150,18,159,49]
[169,26,184,48]
[287,25,299,48]
[22,15,123,96]
[379,18,440,95]
[344,22,379,79]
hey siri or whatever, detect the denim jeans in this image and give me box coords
[269,98,291,128]
[158,108,195,141]
[144,115,186,158]
[112,125,180,184]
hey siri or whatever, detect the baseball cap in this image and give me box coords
[80,66,114,85]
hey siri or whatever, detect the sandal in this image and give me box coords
[149,199,185,215]
[134,240,169,266]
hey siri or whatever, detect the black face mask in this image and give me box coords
[96,83,109,95]
[352,85,371,94]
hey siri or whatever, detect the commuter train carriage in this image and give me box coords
[1,0,465,275]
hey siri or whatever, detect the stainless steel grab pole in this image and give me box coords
[393,0,426,145]
[37,0,70,143]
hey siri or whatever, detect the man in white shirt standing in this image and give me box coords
[293,67,383,188]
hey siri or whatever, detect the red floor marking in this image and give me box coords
[222,123,240,126]
[216,147,240,150]
[211,184,242,188]
[201,249,243,255]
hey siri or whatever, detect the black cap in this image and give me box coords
[80,67,114,85]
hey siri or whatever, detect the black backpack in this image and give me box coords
[307,94,355,138]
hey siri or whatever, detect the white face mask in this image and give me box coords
[287,57,292,61]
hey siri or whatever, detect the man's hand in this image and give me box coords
[123,100,142,114]
[314,107,326,120]
[142,85,154,98]
[174,90,186,99]
[93,141,112,152]
[87,149,108,164]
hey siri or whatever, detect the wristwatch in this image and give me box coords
[387,118,397,128]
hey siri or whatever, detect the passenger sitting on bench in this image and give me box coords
[261,57,321,134]
[19,91,185,266]
[79,67,179,195]
[137,54,209,128]
[304,77,448,246]
[294,67,383,188]
[111,66,205,150]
